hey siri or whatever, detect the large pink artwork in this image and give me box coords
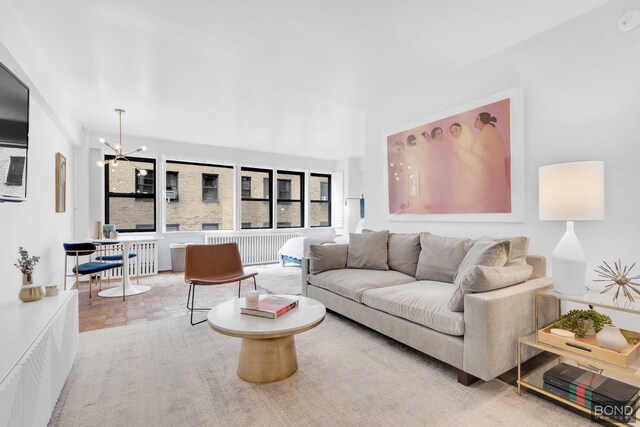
[386,97,513,216]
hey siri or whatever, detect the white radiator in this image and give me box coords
[98,241,159,279]
[205,233,301,265]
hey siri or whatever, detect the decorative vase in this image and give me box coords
[596,324,628,352]
[19,284,46,302]
[22,272,33,286]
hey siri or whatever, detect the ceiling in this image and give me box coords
[10,0,609,159]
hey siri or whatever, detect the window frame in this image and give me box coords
[310,173,332,228]
[276,170,305,229]
[164,159,234,232]
[104,155,157,233]
[240,167,273,230]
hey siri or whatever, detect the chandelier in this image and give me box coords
[95,108,148,175]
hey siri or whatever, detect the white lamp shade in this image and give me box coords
[539,161,605,221]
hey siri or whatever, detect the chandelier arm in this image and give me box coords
[102,141,119,152]
[123,148,142,156]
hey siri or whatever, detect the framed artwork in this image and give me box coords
[55,152,66,213]
[383,88,524,222]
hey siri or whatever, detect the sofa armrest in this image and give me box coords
[301,257,310,297]
[462,276,556,381]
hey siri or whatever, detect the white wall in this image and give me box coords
[364,1,640,326]
[0,52,77,302]
[77,131,340,270]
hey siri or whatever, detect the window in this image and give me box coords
[202,223,219,230]
[241,167,272,229]
[320,182,329,201]
[310,173,331,227]
[202,174,219,202]
[263,177,270,199]
[135,169,155,194]
[5,156,25,185]
[278,179,291,200]
[166,171,178,200]
[105,156,156,232]
[166,224,180,231]
[165,160,233,231]
[276,171,304,228]
[242,176,251,198]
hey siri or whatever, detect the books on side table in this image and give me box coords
[241,296,298,319]
[543,362,640,423]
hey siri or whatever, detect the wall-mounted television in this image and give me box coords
[0,60,29,202]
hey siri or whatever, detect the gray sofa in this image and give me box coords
[301,234,556,385]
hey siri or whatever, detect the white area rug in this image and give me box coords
[246,263,302,295]
[50,287,589,426]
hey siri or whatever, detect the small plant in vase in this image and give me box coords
[14,247,40,286]
[553,309,612,338]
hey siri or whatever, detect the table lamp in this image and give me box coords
[539,161,605,295]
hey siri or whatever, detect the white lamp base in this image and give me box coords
[551,221,587,295]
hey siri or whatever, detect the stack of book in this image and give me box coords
[543,363,640,423]
[240,296,299,319]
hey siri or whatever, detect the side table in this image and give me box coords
[518,287,640,425]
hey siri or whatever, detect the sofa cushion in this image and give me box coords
[448,239,511,312]
[486,236,529,266]
[361,281,465,336]
[387,233,421,277]
[307,269,414,302]
[415,233,474,283]
[347,230,389,270]
[456,264,533,295]
[309,244,348,274]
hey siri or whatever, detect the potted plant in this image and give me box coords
[554,309,612,338]
[14,247,40,285]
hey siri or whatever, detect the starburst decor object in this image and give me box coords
[95,108,148,174]
[594,260,640,303]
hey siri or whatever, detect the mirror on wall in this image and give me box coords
[0,60,29,203]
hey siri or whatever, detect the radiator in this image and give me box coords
[99,241,159,279]
[205,233,301,265]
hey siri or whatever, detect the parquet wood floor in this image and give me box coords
[77,272,244,332]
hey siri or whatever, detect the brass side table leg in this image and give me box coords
[237,335,298,383]
[517,339,521,396]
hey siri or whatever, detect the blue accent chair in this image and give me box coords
[95,249,139,285]
[63,243,124,299]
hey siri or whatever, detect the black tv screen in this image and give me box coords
[0,60,29,202]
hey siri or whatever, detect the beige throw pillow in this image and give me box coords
[415,233,474,282]
[387,233,421,277]
[449,239,533,312]
[309,244,348,274]
[347,230,389,270]
[487,236,530,266]
[466,264,534,291]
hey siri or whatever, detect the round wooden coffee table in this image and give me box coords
[208,295,325,383]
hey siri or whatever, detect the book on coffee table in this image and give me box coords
[240,296,299,319]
